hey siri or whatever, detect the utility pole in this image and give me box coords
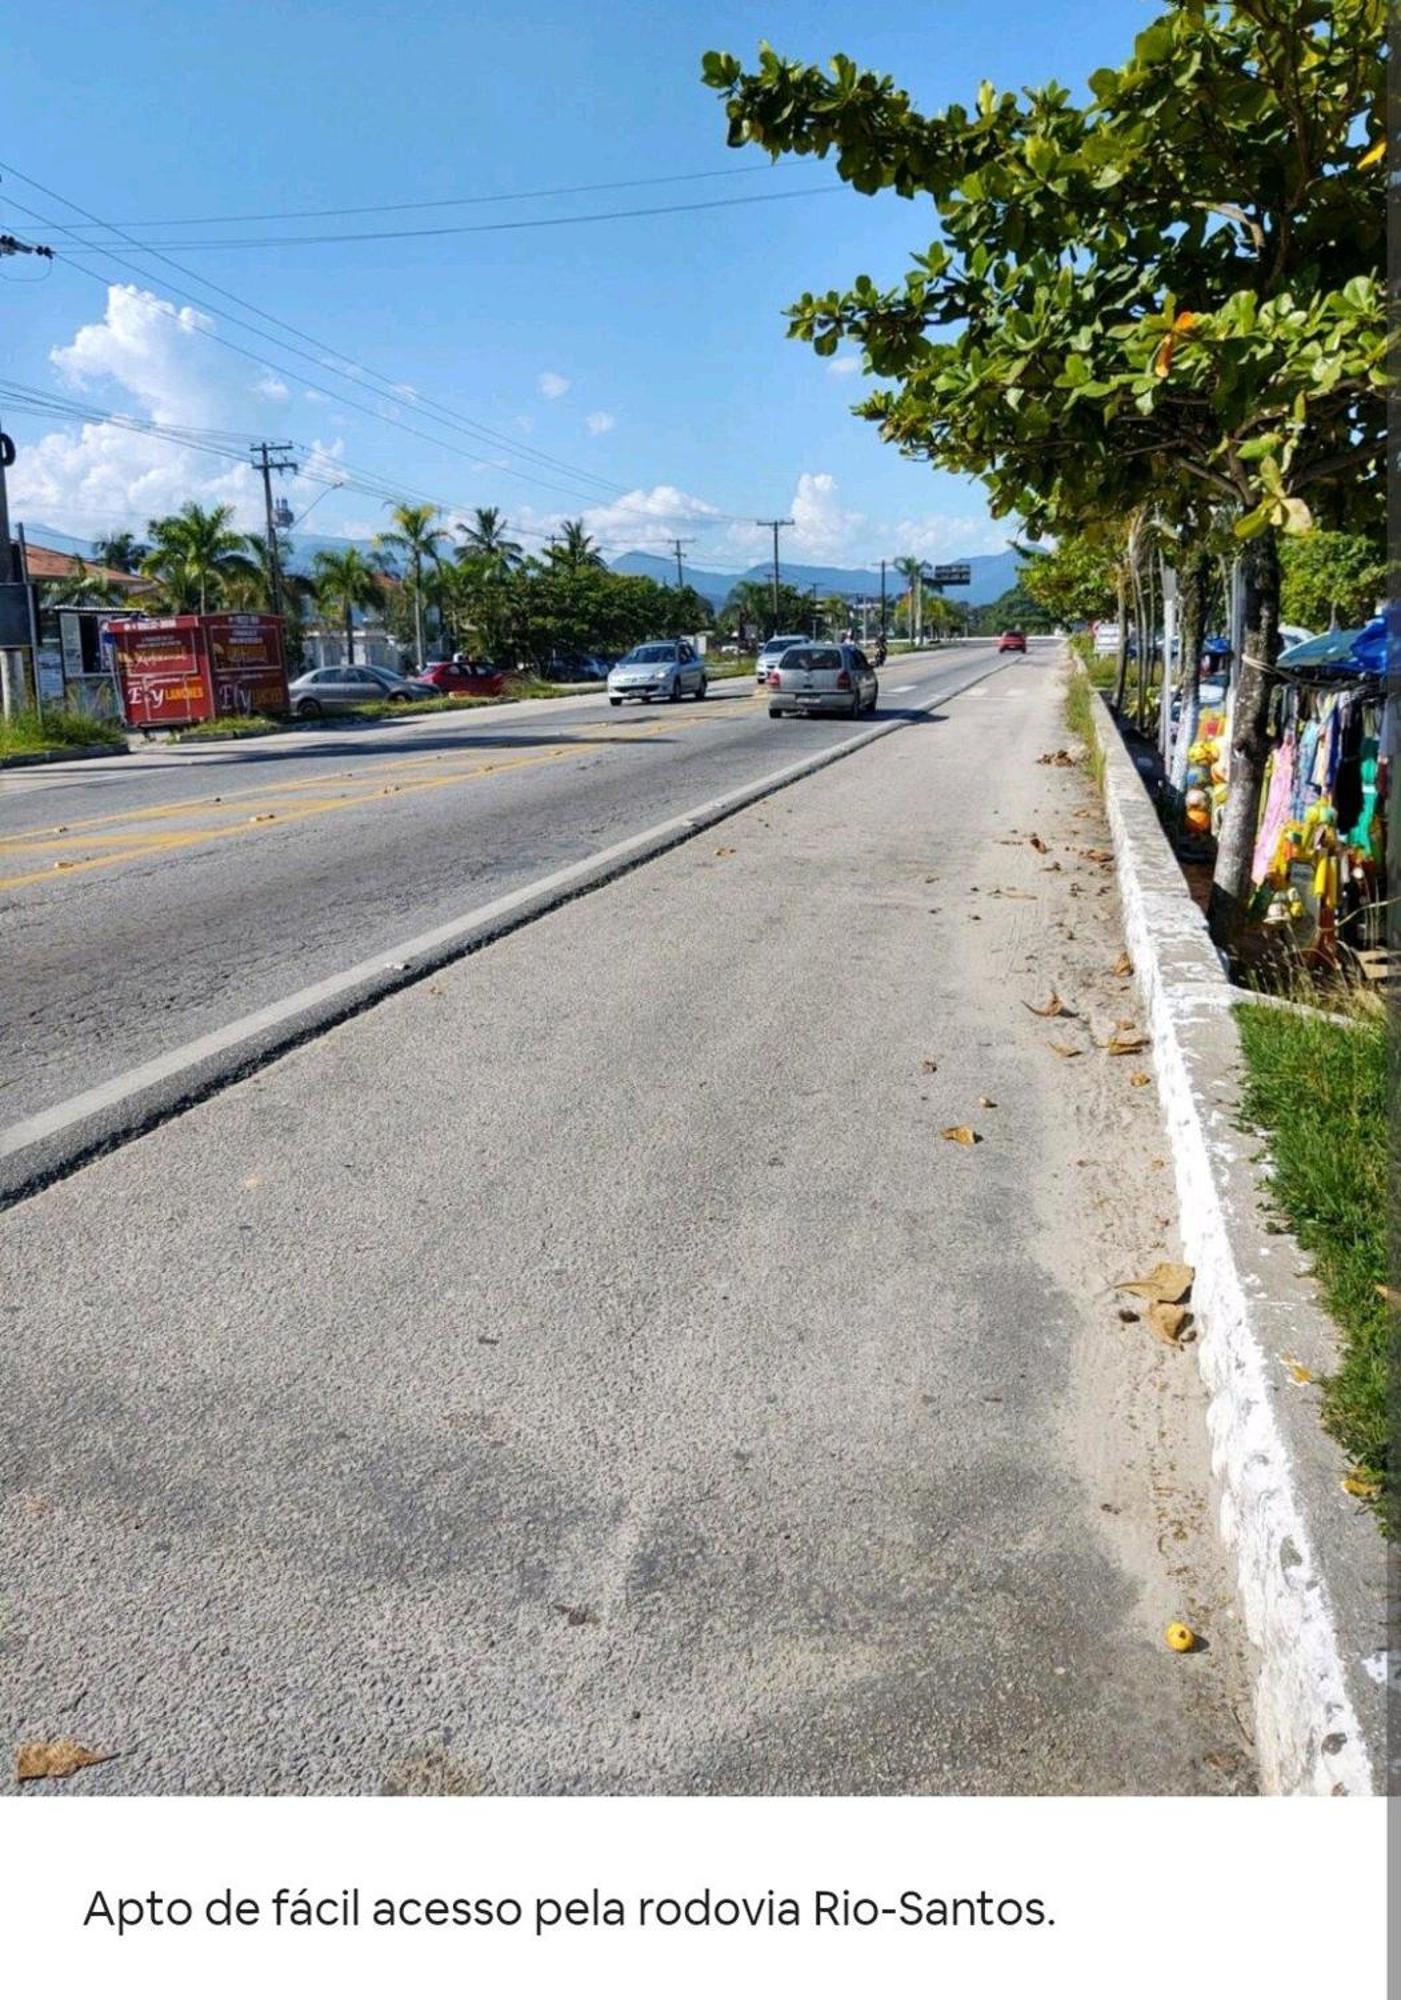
[668,537,694,590]
[755,517,793,633]
[0,231,52,718]
[879,558,888,645]
[250,442,298,617]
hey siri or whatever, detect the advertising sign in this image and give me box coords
[106,618,213,728]
[203,613,288,719]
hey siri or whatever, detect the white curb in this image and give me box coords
[1089,678,1386,1794]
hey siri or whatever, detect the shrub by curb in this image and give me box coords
[1086,665,1385,1795]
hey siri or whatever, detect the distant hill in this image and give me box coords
[24,520,1038,609]
[610,547,1035,609]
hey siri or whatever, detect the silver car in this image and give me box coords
[607,641,707,706]
[766,642,879,719]
[755,632,809,683]
[288,663,439,717]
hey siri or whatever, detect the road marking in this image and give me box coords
[891,683,917,693]
[0,660,1011,1180]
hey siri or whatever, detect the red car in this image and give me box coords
[998,630,1027,653]
[415,656,512,699]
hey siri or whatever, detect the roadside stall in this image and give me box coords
[103,613,288,730]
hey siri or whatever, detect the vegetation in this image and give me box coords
[140,502,261,612]
[1236,1000,1389,1519]
[0,707,125,758]
[703,1,1386,946]
[1279,529,1385,631]
[1063,660,1107,784]
[1019,536,1118,629]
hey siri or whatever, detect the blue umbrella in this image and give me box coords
[1347,614,1388,675]
[1275,627,1366,670]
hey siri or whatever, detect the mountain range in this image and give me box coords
[23,521,1035,609]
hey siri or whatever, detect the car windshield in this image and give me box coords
[623,646,673,664]
[761,635,805,652]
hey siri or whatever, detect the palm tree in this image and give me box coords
[141,503,259,614]
[41,561,128,610]
[311,548,385,667]
[456,506,522,570]
[547,518,605,573]
[90,530,147,575]
[894,555,925,644]
[374,502,445,669]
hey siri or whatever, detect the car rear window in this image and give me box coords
[781,648,841,671]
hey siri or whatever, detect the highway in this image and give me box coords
[0,646,1005,1189]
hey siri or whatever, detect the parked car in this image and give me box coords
[607,641,707,705]
[415,656,512,699]
[755,632,810,684]
[998,630,1027,654]
[287,663,440,717]
[766,642,878,719]
[539,650,609,683]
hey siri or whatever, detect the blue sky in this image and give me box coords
[3,0,1150,572]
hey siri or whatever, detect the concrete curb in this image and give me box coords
[0,741,129,769]
[1089,680,1386,1795]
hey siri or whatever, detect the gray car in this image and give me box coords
[766,642,879,719]
[287,663,440,717]
[607,641,707,706]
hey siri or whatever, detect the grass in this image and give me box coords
[179,714,285,740]
[1063,661,1106,788]
[0,707,125,758]
[1236,998,1391,1522]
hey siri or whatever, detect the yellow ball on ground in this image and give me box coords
[1165,1622,1196,1653]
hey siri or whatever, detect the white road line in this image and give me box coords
[891,683,917,693]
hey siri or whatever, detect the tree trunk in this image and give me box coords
[1167,547,1207,795]
[1111,576,1129,712]
[1208,527,1281,950]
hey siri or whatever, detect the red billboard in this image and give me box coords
[204,613,288,720]
[105,618,212,729]
[104,613,288,729]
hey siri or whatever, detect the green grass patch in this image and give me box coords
[179,714,285,740]
[1063,663,1106,788]
[0,707,125,758]
[1236,1001,1390,1521]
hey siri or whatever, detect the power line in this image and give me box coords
[755,517,794,627]
[54,162,807,229]
[35,184,840,252]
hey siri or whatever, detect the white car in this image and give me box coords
[607,641,707,705]
[755,633,810,683]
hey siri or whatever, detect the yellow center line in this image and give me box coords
[0,701,758,895]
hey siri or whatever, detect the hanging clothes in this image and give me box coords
[1252,738,1297,885]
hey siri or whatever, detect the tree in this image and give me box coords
[375,503,446,669]
[41,561,128,610]
[90,531,147,575]
[546,519,606,572]
[456,506,523,568]
[704,2,1387,943]
[141,503,259,614]
[311,548,385,667]
[724,578,810,641]
[1018,535,1117,627]
[1279,530,1385,630]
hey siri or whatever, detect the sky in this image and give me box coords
[2,0,1151,573]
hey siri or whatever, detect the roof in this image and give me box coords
[20,542,152,589]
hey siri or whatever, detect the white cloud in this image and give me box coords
[827,355,861,376]
[886,513,1014,563]
[10,282,350,536]
[303,387,329,404]
[585,410,615,436]
[537,371,570,399]
[254,373,290,401]
[511,483,727,555]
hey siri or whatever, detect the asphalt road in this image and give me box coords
[0,649,997,1144]
[2,654,1255,1794]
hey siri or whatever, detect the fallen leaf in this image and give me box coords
[1028,832,1048,853]
[1280,1356,1315,1385]
[1082,847,1113,863]
[1376,1284,1400,1306]
[1116,1307,1141,1324]
[920,1059,939,1074]
[1147,1302,1191,1344]
[1129,1071,1151,1087]
[249,812,276,824]
[1106,1033,1150,1056]
[552,1602,600,1627]
[52,860,76,871]
[1048,1042,1082,1058]
[978,1096,997,1109]
[16,1739,114,1782]
[1341,1471,1382,1500]
[941,1125,981,1146]
[1042,860,1062,872]
[713,846,736,857]
[1024,990,1074,1018]
[1117,1261,1194,1305]
[1111,950,1133,976]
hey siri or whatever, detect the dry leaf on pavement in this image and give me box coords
[1129,1071,1151,1087]
[1105,1032,1150,1056]
[1028,833,1048,853]
[1117,1261,1194,1305]
[713,847,736,857]
[1341,1471,1382,1500]
[1281,1356,1315,1384]
[1112,950,1133,976]
[16,1739,114,1782]
[1147,1302,1191,1344]
[1024,990,1075,1018]
[941,1126,981,1146]
[1048,1042,1082,1058]
[978,1096,997,1108]
[920,1058,939,1074]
